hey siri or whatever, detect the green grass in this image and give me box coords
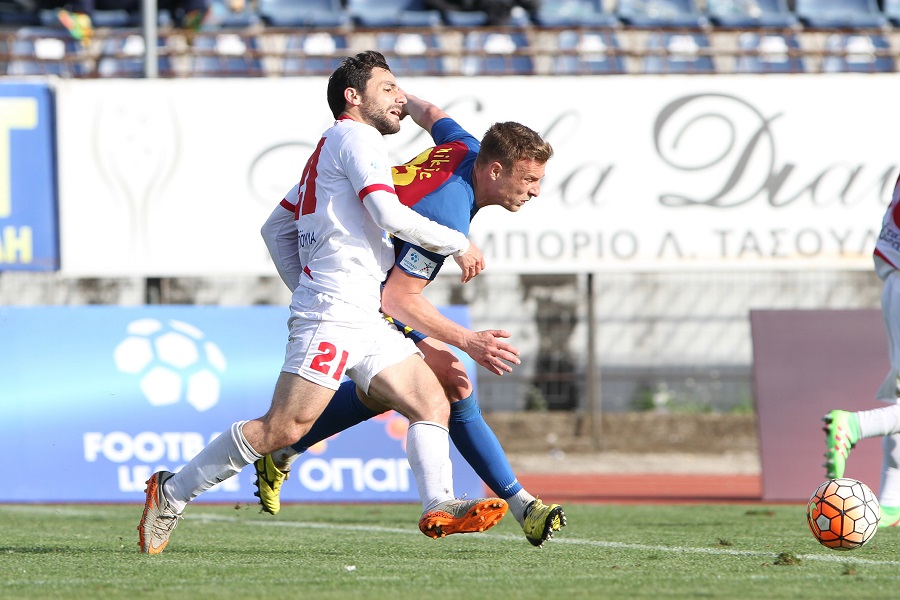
[2,502,900,599]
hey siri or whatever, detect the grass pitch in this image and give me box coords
[2,502,900,599]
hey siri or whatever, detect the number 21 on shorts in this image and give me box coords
[309,341,349,381]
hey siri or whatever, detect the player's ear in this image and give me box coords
[490,161,503,180]
[344,87,362,108]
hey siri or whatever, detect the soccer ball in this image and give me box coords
[807,478,880,550]
[113,318,227,412]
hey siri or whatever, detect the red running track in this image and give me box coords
[514,473,762,504]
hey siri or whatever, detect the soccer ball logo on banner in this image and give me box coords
[113,318,227,411]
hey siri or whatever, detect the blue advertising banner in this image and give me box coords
[0,305,482,502]
[0,81,58,271]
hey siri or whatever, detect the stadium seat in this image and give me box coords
[822,33,894,73]
[443,6,532,26]
[96,32,173,77]
[706,0,798,28]
[460,31,533,75]
[535,0,620,27]
[202,0,261,28]
[345,0,441,27]
[7,27,86,77]
[375,32,444,75]
[443,9,489,26]
[552,30,625,74]
[793,0,887,29]
[190,32,262,76]
[258,0,350,27]
[281,31,349,76]
[882,0,900,26]
[735,32,804,73]
[642,32,715,74]
[0,0,39,26]
[617,0,709,28]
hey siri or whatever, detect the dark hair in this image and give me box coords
[476,122,554,169]
[326,51,392,119]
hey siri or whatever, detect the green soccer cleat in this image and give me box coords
[522,498,567,548]
[418,498,508,539]
[823,410,861,479]
[137,471,181,555]
[880,505,900,528]
[254,455,289,515]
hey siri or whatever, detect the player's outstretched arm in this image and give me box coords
[381,268,520,376]
[399,92,450,134]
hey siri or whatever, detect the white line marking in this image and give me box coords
[3,505,897,566]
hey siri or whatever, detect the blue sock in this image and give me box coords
[449,395,522,499]
[290,381,381,453]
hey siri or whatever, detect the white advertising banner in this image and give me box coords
[55,75,900,276]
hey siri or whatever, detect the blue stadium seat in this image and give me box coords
[7,27,86,77]
[822,34,894,73]
[735,32,804,73]
[190,32,262,76]
[375,32,444,75]
[643,32,715,74]
[617,0,709,28]
[794,0,887,29]
[706,0,798,28]
[535,0,620,27]
[444,7,532,26]
[346,0,441,27]
[0,0,39,26]
[460,31,533,75]
[96,32,173,77]
[258,0,350,27]
[444,9,489,26]
[882,0,900,26]
[202,0,261,28]
[552,30,625,74]
[282,31,349,76]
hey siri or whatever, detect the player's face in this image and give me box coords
[494,159,545,212]
[359,68,407,135]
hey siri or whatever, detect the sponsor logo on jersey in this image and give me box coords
[399,248,436,278]
[392,141,469,207]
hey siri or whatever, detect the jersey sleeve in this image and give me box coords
[261,187,302,291]
[430,117,480,151]
[342,125,470,256]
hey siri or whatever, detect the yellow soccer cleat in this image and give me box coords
[254,455,289,515]
[522,498,566,548]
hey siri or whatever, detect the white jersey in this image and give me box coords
[286,118,395,310]
[262,117,470,313]
[875,174,900,280]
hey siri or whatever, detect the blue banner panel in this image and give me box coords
[0,306,481,502]
[0,82,58,271]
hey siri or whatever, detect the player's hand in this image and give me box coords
[454,240,485,283]
[462,330,520,376]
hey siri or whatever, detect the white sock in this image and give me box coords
[858,405,900,438]
[164,421,262,513]
[406,421,454,513]
[881,433,900,507]
[272,445,302,471]
[506,489,536,527]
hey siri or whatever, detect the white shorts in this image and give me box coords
[282,287,422,393]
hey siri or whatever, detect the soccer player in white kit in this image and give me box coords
[137,51,507,554]
[824,173,900,528]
